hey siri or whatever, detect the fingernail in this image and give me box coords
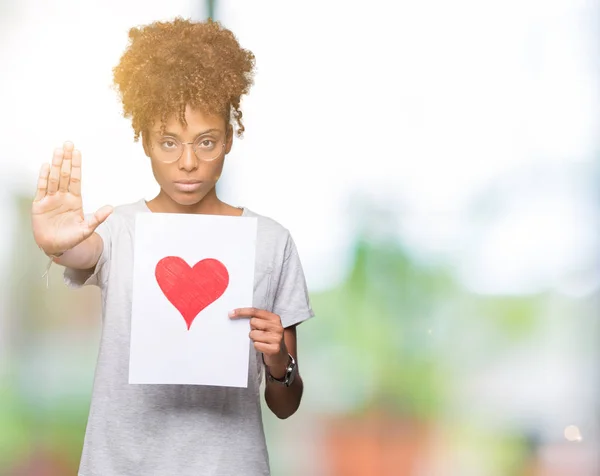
[228,310,235,317]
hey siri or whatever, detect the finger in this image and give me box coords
[47,148,63,195]
[34,163,51,202]
[249,317,279,332]
[229,307,270,320]
[82,205,113,235]
[69,149,82,196]
[59,142,74,192]
[249,329,275,343]
[253,342,280,355]
[250,329,281,343]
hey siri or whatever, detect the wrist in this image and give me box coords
[267,361,288,380]
[263,351,289,378]
[263,352,297,387]
[41,247,65,259]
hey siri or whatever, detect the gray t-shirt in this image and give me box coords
[64,199,314,476]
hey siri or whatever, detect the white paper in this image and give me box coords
[129,212,257,387]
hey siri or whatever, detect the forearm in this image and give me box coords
[264,365,303,419]
[228,312,304,419]
[52,232,103,270]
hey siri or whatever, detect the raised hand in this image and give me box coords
[31,142,113,257]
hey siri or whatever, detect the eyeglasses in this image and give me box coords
[150,136,226,164]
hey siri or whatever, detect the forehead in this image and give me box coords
[152,105,227,135]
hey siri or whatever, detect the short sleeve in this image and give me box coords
[63,217,112,289]
[272,234,315,328]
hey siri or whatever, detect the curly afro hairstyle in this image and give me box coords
[112,17,256,142]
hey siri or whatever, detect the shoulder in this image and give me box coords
[243,208,296,260]
[244,208,288,235]
[111,199,149,218]
[102,199,149,227]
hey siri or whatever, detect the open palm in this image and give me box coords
[32,142,112,256]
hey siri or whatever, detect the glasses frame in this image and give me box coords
[150,136,226,164]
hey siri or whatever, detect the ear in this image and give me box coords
[141,131,151,157]
[225,123,234,154]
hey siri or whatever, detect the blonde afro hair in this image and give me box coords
[112,17,256,141]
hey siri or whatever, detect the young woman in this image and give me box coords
[31,18,314,476]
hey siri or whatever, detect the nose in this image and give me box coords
[178,142,198,172]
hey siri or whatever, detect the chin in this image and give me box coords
[169,190,207,207]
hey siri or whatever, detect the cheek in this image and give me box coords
[150,161,168,184]
[210,161,226,182]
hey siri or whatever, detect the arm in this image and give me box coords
[229,233,313,419]
[228,309,304,419]
[264,325,303,419]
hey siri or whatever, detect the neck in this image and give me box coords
[147,187,241,216]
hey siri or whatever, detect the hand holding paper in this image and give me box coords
[229,307,289,371]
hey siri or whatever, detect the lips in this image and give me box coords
[174,180,203,192]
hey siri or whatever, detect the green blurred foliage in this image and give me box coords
[306,233,543,420]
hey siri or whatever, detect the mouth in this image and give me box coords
[173,180,203,192]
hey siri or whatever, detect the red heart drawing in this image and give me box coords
[155,257,229,330]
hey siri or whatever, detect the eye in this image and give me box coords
[197,139,216,149]
[160,139,178,149]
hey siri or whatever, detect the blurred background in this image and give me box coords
[1,0,599,474]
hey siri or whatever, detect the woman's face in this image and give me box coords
[143,105,232,207]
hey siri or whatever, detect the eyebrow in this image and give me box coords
[153,128,222,138]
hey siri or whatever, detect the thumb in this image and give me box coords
[83,205,114,234]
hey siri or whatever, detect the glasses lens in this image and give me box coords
[154,138,182,163]
[194,138,222,162]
